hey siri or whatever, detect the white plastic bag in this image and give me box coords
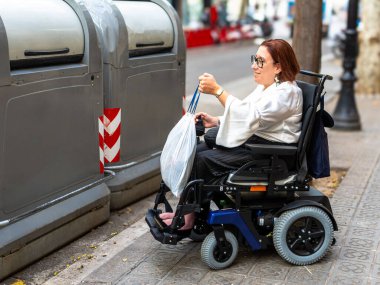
[160,87,200,197]
[160,113,197,197]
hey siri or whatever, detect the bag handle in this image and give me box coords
[187,85,201,114]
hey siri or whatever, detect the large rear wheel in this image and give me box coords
[273,206,334,265]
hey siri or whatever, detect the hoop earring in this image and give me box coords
[274,74,280,86]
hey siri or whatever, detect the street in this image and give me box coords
[186,40,255,95]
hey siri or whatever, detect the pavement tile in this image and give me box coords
[41,277,78,285]
[351,217,380,230]
[333,186,365,198]
[177,244,262,274]
[354,214,380,223]
[240,276,284,285]
[77,281,112,285]
[175,250,209,270]
[345,166,374,177]
[91,248,149,282]
[344,236,378,250]
[362,194,380,204]
[368,278,380,285]
[198,271,245,285]
[83,256,136,283]
[129,261,171,279]
[248,259,291,281]
[332,206,356,217]
[117,276,160,285]
[221,252,258,276]
[348,226,380,240]
[333,212,352,227]
[159,266,208,285]
[339,246,375,263]
[333,225,348,245]
[320,245,341,264]
[327,273,370,285]
[285,267,328,285]
[143,249,185,267]
[371,177,380,184]
[366,193,380,200]
[138,234,161,247]
[333,259,372,277]
[302,259,335,272]
[338,178,368,190]
[331,194,361,208]
[355,204,380,220]
[371,263,380,279]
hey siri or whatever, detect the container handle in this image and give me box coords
[136,42,164,48]
[24,48,70,56]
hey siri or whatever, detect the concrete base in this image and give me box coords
[110,174,161,210]
[107,156,161,210]
[0,183,110,281]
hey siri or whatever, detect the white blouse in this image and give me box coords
[216,81,303,148]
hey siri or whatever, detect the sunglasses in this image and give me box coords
[250,55,265,68]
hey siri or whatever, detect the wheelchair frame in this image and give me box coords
[146,70,338,269]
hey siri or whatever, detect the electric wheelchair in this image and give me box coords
[146,70,338,269]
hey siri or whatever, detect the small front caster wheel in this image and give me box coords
[201,230,238,269]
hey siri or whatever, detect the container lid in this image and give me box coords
[0,0,84,64]
[113,1,174,55]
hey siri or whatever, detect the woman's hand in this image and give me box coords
[195,112,219,128]
[198,73,221,95]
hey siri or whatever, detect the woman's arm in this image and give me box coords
[198,73,230,107]
[194,112,219,128]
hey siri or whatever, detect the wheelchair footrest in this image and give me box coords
[145,209,190,245]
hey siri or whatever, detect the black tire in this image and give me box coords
[273,206,334,265]
[201,230,238,269]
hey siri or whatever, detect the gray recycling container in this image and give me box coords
[0,0,110,279]
[85,0,186,209]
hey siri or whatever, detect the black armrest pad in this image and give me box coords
[245,143,298,156]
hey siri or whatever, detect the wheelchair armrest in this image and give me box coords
[245,143,298,156]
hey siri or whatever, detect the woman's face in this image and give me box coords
[252,45,281,89]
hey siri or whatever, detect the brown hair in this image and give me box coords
[260,39,300,82]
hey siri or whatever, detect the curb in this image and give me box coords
[43,219,149,285]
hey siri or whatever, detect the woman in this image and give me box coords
[160,39,303,229]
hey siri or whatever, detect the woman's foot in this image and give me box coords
[159,212,195,231]
[159,212,175,220]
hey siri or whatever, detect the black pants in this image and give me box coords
[191,135,294,185]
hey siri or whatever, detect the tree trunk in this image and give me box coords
[357,0,380,95]
[292,0,322,83]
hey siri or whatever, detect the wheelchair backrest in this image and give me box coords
[295,80,320,169]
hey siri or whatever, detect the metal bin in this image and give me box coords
[0,0,110,279]
[85,0,186,209]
